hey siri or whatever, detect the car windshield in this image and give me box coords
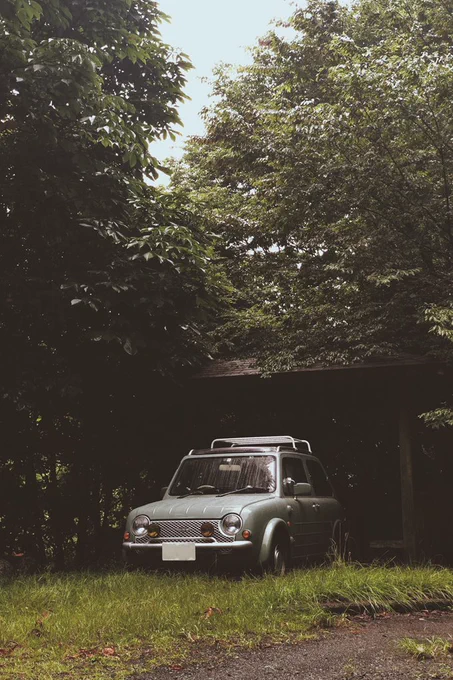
[169,456,276,496]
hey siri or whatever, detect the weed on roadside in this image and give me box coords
[399,636,453,659]
[342,659,357,678]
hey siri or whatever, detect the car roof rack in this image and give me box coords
[210,436,312,454]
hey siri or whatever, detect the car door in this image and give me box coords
[281,456,323,559]
[304,457,341,555]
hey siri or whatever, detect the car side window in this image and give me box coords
[282,458,307,496]
[305,460,333,497]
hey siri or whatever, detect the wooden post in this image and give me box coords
[399,405,417,562]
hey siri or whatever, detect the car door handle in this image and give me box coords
[312,503,320,511]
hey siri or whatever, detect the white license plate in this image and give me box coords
[162,543,196,561]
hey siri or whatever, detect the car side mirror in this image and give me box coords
[293,482,312,497]
[161,486,168,499]
[283,477,295,495]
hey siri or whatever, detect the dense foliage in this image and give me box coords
[0,0,220,565]
[174,0,453,398]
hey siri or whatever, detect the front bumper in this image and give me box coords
[122,541,252,552]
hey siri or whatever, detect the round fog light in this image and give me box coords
[201,522,215,537]
[148,524,160,538]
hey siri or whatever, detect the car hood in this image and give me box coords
[133,494,274,520]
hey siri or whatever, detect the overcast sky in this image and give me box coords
[152,0,300,183]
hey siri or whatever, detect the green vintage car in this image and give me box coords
[122,436,344,574]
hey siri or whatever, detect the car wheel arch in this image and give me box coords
[258,518,291,567]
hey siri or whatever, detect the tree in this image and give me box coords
[0,0,221,565]
[173,0,453,399]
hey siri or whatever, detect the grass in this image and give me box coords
[0,563,453,679]
[399,636,453,660]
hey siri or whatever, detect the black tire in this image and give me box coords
[122,549,143,572]
[330,521,358,562]
[264,535,290,576]
[329,521,346,561]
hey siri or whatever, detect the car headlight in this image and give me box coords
[221,513,242,536]
[132,515,150,536]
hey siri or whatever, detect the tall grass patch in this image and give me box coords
[0,564,453,679]
[399,636,453,659]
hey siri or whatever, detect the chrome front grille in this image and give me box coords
[134,519,234,544]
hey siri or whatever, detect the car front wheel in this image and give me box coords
[122,549,145,571]
[264,536,289,576]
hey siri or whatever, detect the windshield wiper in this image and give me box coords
[177,490,205,499]
[177,485,218,499]
[217,485,268,497]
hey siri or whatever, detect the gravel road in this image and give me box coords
[139,611,453,680]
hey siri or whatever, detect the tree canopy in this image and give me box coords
[173,0,453,404]
[1,0,220,369]
[0,0,221,565]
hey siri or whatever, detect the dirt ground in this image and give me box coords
[141,611,453,680]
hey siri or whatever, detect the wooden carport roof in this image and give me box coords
[192,355,445,562]
[193,356,436,380]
